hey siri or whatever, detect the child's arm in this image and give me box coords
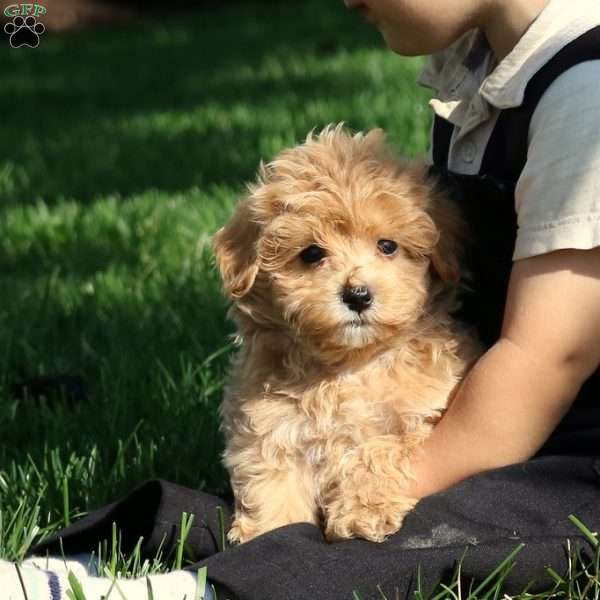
[409,246,600,499]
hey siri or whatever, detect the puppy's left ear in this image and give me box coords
[212,198,261,299]
[428,193,463,284]
[417,167,464,284]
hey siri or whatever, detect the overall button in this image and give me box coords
[461,141,477,164]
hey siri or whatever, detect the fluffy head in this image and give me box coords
[213,124,462,364]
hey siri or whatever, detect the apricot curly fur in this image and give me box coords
[213,124,480,544]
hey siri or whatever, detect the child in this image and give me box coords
[6,0,600,598]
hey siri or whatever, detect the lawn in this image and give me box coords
[0,0,431,559]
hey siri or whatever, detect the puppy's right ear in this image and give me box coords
[212,199,260,299]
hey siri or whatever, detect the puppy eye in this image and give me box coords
[299,244,326,264]
[377,239,398,255]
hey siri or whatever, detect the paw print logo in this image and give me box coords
[4,15,45,48]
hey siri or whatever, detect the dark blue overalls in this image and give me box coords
[31,29,600,600]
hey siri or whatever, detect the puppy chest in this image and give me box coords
[298,376,411,440]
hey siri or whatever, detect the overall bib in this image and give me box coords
[31,29,600,600]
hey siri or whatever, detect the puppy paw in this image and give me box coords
[226,521,243,545]
[325,499,415,542]
[227,516,259,545]
[228,511,278,544]
[322,438,419,542]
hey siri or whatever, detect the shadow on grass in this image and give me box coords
[0,0,388,205]
[0,244,232,499]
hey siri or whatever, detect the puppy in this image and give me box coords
[213,124,479,544]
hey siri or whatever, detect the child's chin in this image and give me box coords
[381,29,432,58]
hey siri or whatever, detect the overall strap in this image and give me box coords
[481,25,600,181]
[432,25,600,181]
[431,115,454,170]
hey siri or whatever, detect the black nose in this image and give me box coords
[342,285,373,313]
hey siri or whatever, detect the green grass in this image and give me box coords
[1,2,598,599]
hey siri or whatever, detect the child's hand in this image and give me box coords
[408,247,600,499]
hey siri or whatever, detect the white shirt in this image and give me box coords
[418,0,600,260]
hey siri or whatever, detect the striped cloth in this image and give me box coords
[0,556,214,600]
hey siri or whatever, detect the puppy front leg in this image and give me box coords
[323,436,419,543]
[228,453,318,544]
